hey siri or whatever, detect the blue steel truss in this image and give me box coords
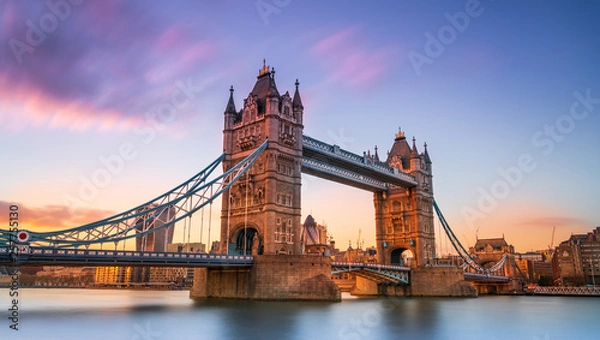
[434,200,508,275]
[0,246,253,267]
[463,272,510,283]
[0,139,268,248]
[301,135,417,191]
[331,262,410,285]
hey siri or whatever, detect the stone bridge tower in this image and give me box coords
[375,129,435,267]
[220,61,304,256]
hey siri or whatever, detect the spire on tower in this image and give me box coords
[293,79,303,109]
[411,137,419,157]
[225,85,236,114]
[259,59,270,76]
[373,145,380,162]
[423,142,432,163]
[395,127,406,140]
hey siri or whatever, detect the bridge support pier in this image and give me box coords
[350,276,380,296]
[190,255,341,301]
[409,268,477,297]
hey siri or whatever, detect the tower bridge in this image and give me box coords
[221,61,435,269]
[0,62,518,300]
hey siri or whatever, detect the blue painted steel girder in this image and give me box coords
[463,272,510,283]
[0,246,253,268]
[301,157,389,192]
[302,135,417,189]
[332,262,410,284]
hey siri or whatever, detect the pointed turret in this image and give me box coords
[225,85,236,114]
[411,137,419,158]
[386,127,412,170]
[410,137,421,171]
[293,79,303,109]
[422,142,432,164]
[251,59,280,114]
[373,145,380,162]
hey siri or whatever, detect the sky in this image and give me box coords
[0,0,599,254]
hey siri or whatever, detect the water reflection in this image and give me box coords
[1,289,599,340]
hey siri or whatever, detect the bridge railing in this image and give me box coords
[331,262,411,272]
[533,286,600,296]
[0,246,253,262]
[302,158,388,190]
[302,135,416,184]
[463,272,510,282]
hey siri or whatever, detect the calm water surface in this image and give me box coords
[1,289,598,339]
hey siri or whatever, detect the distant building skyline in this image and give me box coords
[135,205,176,252]
[554,226,600,286]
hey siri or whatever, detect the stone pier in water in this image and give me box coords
[190,255,341,301]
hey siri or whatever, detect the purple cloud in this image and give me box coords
[0,0,219,132]
[0,200,114,231]
[308,27,402,89]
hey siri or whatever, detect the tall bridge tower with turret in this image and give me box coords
[375,130,436,267]
[220,61,304,256]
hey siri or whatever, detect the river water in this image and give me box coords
[1,289,598,339]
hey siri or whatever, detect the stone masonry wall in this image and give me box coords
[252,255,340,301]
[190,255,341,301]
[409,267,477,297]
[189,268,252,299]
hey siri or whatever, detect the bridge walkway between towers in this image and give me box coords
[0,246,253,268]
[301,135,417,191]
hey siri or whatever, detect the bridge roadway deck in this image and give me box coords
[1,246,510,285]
[0,246,253,267]
[301,135,417,191]
[331,262,411,284]
[532,286,600,296]
[463,272,510,283]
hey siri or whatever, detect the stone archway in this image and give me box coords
[390,247,414,267]
[230,227,262,256]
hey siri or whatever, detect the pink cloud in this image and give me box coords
[145,41,214,84]
[0,79,144,133]
[155,27,184,51]
[1,2,16,33]
[517,216,590,228]
[0,201,115,231]
[308,27,401,89]
[0,1,220,135]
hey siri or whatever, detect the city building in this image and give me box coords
[301,215,330,255]
[514,252,553,285]
[95,205,185,287]
[167,242,206,253]
[135,204,176,252]
[34,266,96,287]
[554,226,600,286]
[95,266,132,286]
[470,237,515,256]
[468,236,520,280]
[333,243,378,264]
